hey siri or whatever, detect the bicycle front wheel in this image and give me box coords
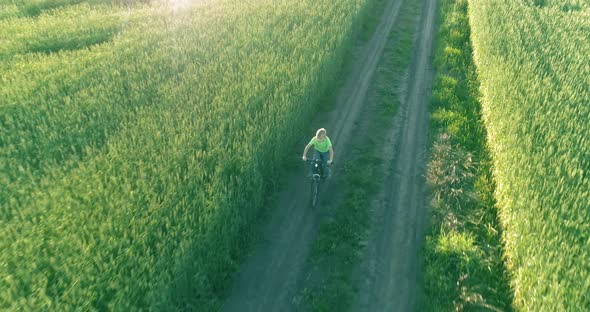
[311,179,320,208]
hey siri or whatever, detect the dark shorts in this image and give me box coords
[313,150,331,177]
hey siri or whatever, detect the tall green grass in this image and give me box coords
[420,0,513,310]
[468,0,590,309]
[0,0,151,19]
[0,4,133,59]
[0,0,378,309]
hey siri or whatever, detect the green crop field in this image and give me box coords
[468,0,590,309]
[0,0,376,309]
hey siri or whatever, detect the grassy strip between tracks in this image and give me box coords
[301,0,421,310]
[419,0,513,310]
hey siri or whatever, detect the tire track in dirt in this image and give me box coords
[222,0,404,310]
[352,0,437,310]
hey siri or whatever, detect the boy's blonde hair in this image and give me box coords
[316,128,327,138]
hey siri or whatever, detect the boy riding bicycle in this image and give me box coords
[302,128,334,178]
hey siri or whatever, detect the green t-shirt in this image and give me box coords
[309,136,332,153]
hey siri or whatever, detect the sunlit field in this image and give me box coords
[0,0,376,309]
[468,0,590,309]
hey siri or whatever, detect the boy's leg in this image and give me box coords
[321,151,330,178]
[313,150,321,161]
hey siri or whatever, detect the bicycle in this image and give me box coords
[305,158,330,208]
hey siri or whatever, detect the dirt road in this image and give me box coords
[222,0,436,309]
[352,0,436,310]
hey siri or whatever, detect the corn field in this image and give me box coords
[0,0,375,309]
[468,0,590,309]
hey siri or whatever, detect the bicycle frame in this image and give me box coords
[306,159,325,208]
[309,159,324,180]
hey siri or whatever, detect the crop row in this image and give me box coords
[0,0,151,19]
[468,0,590,309]
[1,0,375,309]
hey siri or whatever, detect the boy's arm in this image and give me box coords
[302,144,312,160]
[328,145,334,164]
